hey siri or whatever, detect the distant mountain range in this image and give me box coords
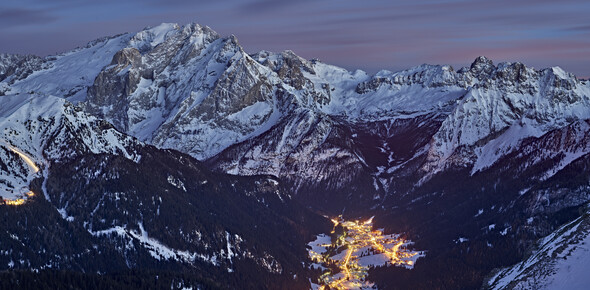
[1,22,590,289]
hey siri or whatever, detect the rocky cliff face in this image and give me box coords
[424,59,590,176]
[82,23,283,160]
[0,54,43,86]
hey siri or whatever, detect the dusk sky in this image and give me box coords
[1,0,589,77]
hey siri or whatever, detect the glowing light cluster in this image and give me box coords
[309,217,423,290]
[4,198,26,206]
[2,192,35,206]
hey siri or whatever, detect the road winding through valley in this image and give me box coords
[1,140,39,205]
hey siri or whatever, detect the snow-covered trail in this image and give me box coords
[0,139,41,205]
[1,140,40,173]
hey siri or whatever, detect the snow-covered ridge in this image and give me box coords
[0,94,142,201]
[487,204,590,289]
[2,34,133,103]
[423,59,590,175]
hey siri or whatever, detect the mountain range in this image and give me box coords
[1,22,590,289]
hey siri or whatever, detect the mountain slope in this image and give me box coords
[487,203,590,289]
[0,94,329,289]
[0,94,139,203]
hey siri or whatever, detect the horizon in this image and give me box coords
[4,20,590,81]
[1,1,589,78]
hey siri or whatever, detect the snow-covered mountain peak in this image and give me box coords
[394,63,459,87]
[129,22,222,59]
[423,57,590,175]
[130,23,181,52]
[0,54,43,89]
[337,63,467,121]
[1,94,140,162]
[365,63,459,88]
[469,56,494,75]
[463,58,582,94]
[76,22,285,159]
[252,49,318,88]
[253,50,314,72]
[549,66,571,80]
[494,61,535,83]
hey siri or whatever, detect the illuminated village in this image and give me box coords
[2,191,35,206]
[308,217,424,290]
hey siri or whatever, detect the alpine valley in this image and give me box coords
[1,22,590,289]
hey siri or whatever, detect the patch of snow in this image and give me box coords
[520,187,531,196]
[307,234,331,256]
[88,223,222,267]
[456,237,469,243]
[57,207,74,222]
[167,175,187,192]
[542,150,589,181]
[472,122,544,174]
[551,66,569,80]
